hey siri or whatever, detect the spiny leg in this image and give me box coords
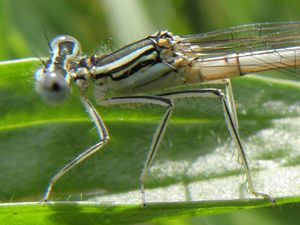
[106,89,249,205]
[103,96,174,206]
[43,96,109,202]
[220,90,275,203]
[105,88,274,205]
[206,79,242,163]
[160,88,274,203]
[205,79,239,129]
[221,79,239,129]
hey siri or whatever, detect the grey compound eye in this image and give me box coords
[35,68,70,104]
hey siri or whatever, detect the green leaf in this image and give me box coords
[1,59,300,224]
[0,199,285,225]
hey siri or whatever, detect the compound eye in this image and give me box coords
[35,68,70,104]
[50,35,81,58]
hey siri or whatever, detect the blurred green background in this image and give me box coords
[1,0,300,224]
[2,0,300,60]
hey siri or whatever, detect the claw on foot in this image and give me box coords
[253,192,276,206]
[140,186,147,207]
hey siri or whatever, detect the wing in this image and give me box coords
[178,21,300,58]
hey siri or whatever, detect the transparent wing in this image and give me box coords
[178,21,300,58]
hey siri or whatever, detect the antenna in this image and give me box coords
[42,24,53,52]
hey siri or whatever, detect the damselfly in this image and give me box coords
[35,21,300,204]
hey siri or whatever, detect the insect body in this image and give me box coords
[36,22,300,204]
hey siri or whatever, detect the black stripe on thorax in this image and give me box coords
[94,38,156,66]
[110,58,158,81]
[92,37,161,81]
[94,48,160,80]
